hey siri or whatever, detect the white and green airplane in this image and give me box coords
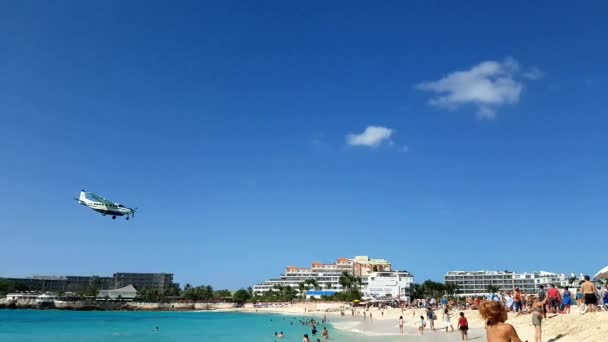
[75,190,137,220]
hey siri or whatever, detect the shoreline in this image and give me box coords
[231,304,608,342]
[3,302,608,341]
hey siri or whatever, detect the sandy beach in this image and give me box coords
[237,303,608,341]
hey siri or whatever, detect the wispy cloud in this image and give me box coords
[416,58,534,120]
[523,67,544,80]
[346,126,393,148]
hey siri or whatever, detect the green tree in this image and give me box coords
[214,289,232,300]
[325,282,333,290]
[412,283,425,299]
[232,289,251,304]
[304,279,320,290]
[422,280,445,298]
[163,284,181,297]
[339,272,354,291]
[444,283,460,297]
[486,285,501,294]
[0,279,16,296]
[298,282,307,299]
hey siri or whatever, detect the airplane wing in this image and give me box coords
[88,192,114,205]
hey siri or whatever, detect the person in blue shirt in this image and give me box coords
[441,296,448,309]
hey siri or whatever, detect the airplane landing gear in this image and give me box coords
[112,215,116,220]
[126,216,129,221]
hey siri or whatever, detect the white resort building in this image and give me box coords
[444,270,582,296]
[364,271,414,301]
[97,285,138,300]
[252,255,413,300]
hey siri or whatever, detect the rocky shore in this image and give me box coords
[0,298,237,311]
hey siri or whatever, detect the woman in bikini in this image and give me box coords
[479,300,522,342]
[531,297,548,342]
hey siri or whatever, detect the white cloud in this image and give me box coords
[523,67,544,80]
[416,58,527,119]
[346,126,393,147]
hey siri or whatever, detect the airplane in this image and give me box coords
[75,190,137,220]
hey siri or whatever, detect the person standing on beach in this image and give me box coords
[562,287,572,314]
[581,275,598,312]
[457,312,469,341]
[479,301,522,342]
[546,284,561,314]
[536,285,547,318]
[575,290,583,307]
[443,308,454,332]
[531,297,548,342]
[513,288,522,313]
[426,307,436,331]
[418,315,426,335]
[399,315,404,334]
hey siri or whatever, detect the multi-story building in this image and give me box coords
[444,270,581,296]
[353,256,392,278]
[2,275,115,292]
[113,273,173,290]
[2,272,174,293]
[364,271,414,301]
[252,255,412,298]
[252,257,354,295]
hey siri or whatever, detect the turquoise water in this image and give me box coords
[0,310,358,341]
[0,310,484,341]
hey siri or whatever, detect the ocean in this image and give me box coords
[0,310,482,341]
[0,310,356,342]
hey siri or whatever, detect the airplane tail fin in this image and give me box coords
[79,190,87,202]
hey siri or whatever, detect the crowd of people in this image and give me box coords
[479,275,607,342]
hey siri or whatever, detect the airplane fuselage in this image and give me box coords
[76,190,135,220]
[79,201,130,216]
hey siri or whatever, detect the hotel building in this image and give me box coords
[365,271,414,301]
[2,272,174,293]
[252,255,413,299]
[444,270,581,296]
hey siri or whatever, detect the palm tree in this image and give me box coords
[339,272,352,291]
[486,285,501,294]
[304,278,320,290]
[325,282,332,290]
[413,283,425,299]
[353,277,363,290]
[297,282,307,299]
[444,283,460,297]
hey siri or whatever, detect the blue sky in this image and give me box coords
[1,1,607,289]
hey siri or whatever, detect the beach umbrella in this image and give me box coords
[593,266,608,279]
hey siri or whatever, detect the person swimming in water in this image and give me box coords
[322,327,328,339]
